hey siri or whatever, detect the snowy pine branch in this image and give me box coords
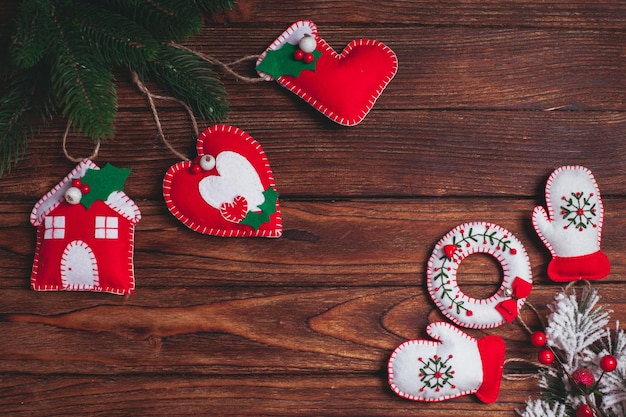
[545,286,610,367]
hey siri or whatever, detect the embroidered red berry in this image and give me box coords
[443,244,457,259]
[576,404,593,417]
[538,349,555,365]
[600,354,617,372]
[530,331,547,347]
[571,368,595,388]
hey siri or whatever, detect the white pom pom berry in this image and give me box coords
[199,154,216,171]
[299,35,317,53]
[64,187,82,205]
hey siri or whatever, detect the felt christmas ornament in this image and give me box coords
[388,321,506,403]
[426,222,533,329]
[163,124,282,238]
[256,20,398,126]
[533,166,610,282]
[30,159,141,295]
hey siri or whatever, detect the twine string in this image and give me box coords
[131,71,196,161]
[169,42,266,83]
[62,119,101,162]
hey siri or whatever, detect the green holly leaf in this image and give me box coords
[80,163,131,209]
[240,187,279,230]
[257,186,279,215]
[256,42,321,79]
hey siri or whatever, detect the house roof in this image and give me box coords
[30,159,141,227]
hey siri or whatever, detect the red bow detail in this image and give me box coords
[495,277,532,322]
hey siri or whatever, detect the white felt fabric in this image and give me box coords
[388,322,483,402]
[198,151,265,211]
[533,166,603,257]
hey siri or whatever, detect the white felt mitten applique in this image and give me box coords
[533,166,610,282]
[388,322,505,403]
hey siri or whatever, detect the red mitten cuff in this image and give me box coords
[548,251,611,282]
[475,335,506,404]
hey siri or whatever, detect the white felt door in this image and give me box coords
[60,240,100,289]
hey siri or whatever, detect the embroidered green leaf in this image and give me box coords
[240,187,279,230]
[256,43,321,79]
[80,163,131,209]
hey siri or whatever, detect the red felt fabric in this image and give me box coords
[262,21,398,126]
[475,335,506,404]
[32,201,137,295]
[548,251,611,282]
[163,125,282,238]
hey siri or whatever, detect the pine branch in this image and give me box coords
[133,43,228,122]
[517,399,568,417]
[9,0,53,69]
[45,0,118,140]
[0,70,36,175]
[545,286,610,367]
[95,0,204,41]
[68,1,160,66]
[0,0,235,174]
[191,0,235,14]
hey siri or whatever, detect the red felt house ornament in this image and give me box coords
[30,159,141,295]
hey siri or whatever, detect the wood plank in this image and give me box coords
[2,110,626,201]
[3,199,626,289]
[0,285,623,375]
[4,1,626,32]
[220,0,626,30]
[0,375,541,417]
[114,26,626,111]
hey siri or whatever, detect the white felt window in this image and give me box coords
[44,215,65,239]
[95,216,119,239]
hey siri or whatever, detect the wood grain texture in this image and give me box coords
[1,1,625,416]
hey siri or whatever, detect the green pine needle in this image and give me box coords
[0,71,36,175]
[68,2,160,66]
[134,43,228,122]
[46,1,117,140]
[10,0,52,69]
[191,0,236,14]
[98,0,204,41]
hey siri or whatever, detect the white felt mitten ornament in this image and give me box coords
[533,166,610,282]
[388,322,505,403]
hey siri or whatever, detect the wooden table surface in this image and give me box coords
[1,1,626,416]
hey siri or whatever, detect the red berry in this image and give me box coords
[303,52,315,63]
[293,50,305,61]
[538,349,555,365]
[80,184,90,195]
[530,331,547,347]
[576,404,593,417]
[189,164,202,174]
[571,368,595,388]
[72,179,82,188]
[600,354,617,372]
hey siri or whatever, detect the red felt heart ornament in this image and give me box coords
[257,20,398,126]
[163,125,282,238]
